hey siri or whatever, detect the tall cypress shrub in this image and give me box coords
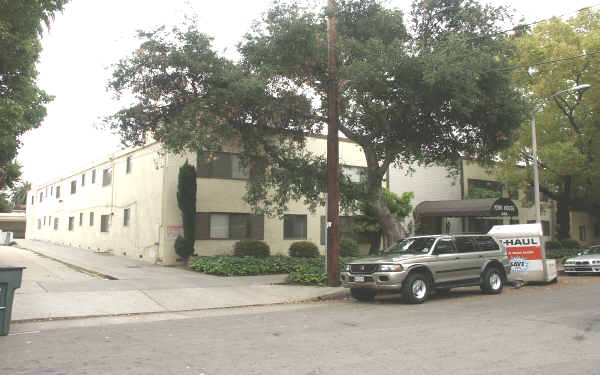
[175,160,196,259]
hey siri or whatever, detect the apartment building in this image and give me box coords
[25,137,368,265]
[26,138,600,266]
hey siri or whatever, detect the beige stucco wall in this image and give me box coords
[26,142,165,263]
[389,163,463,234]
[159,136,367,262]
[570,211,600,246]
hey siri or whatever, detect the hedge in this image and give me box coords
[289,241,320,258]
[233,240,270,258]
[187,255,356,286]
[545,248,581,261]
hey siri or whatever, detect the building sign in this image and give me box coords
[166,225,183,240]
[490,198,519,217]
[499,237,543,272]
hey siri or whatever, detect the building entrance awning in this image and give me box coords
[414,197,518,218]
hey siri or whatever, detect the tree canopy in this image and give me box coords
[108,0,527,243]
[497,9,600,239]
[0,0,67,190]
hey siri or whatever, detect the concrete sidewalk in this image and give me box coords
[2,240,347,322]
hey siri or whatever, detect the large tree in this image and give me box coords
[108,0,526,243]
[0,0,67,189]
[497,9,600,240]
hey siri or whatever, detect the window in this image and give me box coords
[342,165,367,183]
[435,238,457,254]
[79,213,83,226]
[54,218,58,230]
[455,236,478,253]
[284,215,307,239]
[474,236,499,251]
[70,180,76,194]
[81,174,85,187]
[31,195,34,205]
[196,152,249,179]
[50,186,53,196]
[92,169,96,184]
[43,216,46,226]
[467,179,503,199]
[39,191,43,202]
[194,213,264,240]
[89,212,94,226]
[37,219,41,229]
[49,216,51,225]
[56,186,61,199]
[100,215,110,232]
[102,168,112,187]
[510,219,519,225]
[579,225,586,241]
[68,217,74,231]
[126,156,132,174]
[123,208,130,226]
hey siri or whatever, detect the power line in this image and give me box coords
[491,49,600,73]
[466,3,600,42]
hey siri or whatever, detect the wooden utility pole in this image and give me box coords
[326,0,340,287]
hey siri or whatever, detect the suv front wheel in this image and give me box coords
[481,267,504,294]
[402,272,431,304]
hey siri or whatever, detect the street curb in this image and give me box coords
[11,291,349,324]
[313,289,350,301]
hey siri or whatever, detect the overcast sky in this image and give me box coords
[17,0,596,186]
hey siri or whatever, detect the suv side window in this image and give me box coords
[455,236,478,253]
[475,236,500,251]
[434,239,457,255]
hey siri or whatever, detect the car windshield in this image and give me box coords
[383,237,436,255]
[584,246,600,255]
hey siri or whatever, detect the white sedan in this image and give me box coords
[564,245,600,274]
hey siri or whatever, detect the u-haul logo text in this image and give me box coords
[500,238,539,247]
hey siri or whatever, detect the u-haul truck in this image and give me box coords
[488,223,557,283]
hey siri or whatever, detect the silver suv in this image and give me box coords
[341,235,510,304]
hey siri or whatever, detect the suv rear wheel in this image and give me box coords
[481,267,504,294]
[402,272,430,304]
[350,288,376,302]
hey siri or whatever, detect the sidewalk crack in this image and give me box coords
[139,290,169,311]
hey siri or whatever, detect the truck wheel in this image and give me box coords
[481,267,504,294]
[402,273,430,304]
[350,288,376,302]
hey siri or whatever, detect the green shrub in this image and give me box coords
[187,255,359,285]
[233,240,270,258]
[560,238,581,249]
[289,241,320,258]
[545,248,580,259]
[545,240,562,250]
[340,238,359,257]
[174,236,194,259]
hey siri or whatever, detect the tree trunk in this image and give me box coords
[556,176,572,240]
[556,198,571,240]
[368,231,381,255]
[371,190,405,244]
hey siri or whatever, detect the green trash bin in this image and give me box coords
[0,266,25,336]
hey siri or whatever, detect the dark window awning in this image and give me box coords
[414,197,518,218]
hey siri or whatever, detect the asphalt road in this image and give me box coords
[1,277,600,375]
